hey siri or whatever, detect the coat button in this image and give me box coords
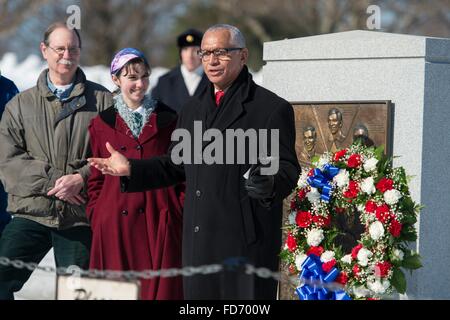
[136,145,142,150]
[138,208,145,214]
[194,226,200,233]
[120,146,126,151]
[121,210,128,216]
[196,190,201,197]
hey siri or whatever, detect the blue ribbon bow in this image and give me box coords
[307,164,340,202]
[295,254,351,300]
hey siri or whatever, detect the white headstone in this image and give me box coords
[263,30,450,299]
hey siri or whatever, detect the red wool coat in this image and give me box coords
[87,103,184,300]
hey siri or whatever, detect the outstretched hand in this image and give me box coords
[87,142,131,176]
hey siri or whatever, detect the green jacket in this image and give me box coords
[0,68,112,229]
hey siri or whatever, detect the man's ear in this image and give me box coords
[240,48,249,66]
[40,42,48,60]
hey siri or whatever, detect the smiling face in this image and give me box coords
[40,27,80,84]
[303,128,316,152]
[112,61,150,109]
[200,29,248,90]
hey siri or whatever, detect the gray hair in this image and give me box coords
[205,24,246,48]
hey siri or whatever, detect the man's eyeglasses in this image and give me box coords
[47,46,80,56]
[197,48,243,60]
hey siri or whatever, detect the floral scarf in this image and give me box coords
[113,93,156,138]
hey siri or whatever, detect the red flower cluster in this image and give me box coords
[307,246,324,257]
[389,219,402,237]
[351,244,363,259]
[375,204,391,223]
[297,188,307,201]
[343,180,359,199]
[347,154,362,168]
[365,200,377,213]
[312,215,331,227]
[335,272,349,285]
[296,211,312,228]
[286,233,297,252]
[376,177,394,193]
[375,261,392,278]
[334,149,347,161]
[322,259,337,273]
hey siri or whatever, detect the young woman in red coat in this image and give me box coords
[87,48,184,300]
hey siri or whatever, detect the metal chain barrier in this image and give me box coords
[1,255,402,299]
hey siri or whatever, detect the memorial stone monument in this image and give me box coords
[263,30,450,299]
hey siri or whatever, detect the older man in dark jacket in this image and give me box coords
[0,23,111,300]
[89,24,300,300]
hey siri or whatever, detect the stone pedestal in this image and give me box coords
[263,30,450,299]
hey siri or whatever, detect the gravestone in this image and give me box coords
[263,30,450,299]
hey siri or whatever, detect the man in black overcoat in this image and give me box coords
[152,28,208,113]
[89,24,301,300]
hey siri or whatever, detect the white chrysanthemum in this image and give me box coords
[392,248,404,261]
[288,211,297,225]
[320,251,335,263]
[297,170,309,188]
[363,157,378,172]
[369,221,385,241]
[295,253,308,270]
[341,254,352,265]
[384,189,402,205]
[353,285,370,298]
[357,248,373,267]
[367,279,390,295]
[306,228,324,247]
[361,176,376,195]
[306,187,321,203]
[317,155,330,170]
[333,169,349,188]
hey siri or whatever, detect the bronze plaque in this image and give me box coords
[292,101,393,169]
[278,101,393,300]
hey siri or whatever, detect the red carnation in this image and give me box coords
[343,180,359,199]
[376,177,394,193]
[286,233,297,252]
[322,259,337,273]
[347,154,362,168]
[375,204,391,223]
[335,272,349,285]
[322,215,332,227]
[351,244,363,259]
[307,246,324,257]
[308,168,315,177]
[290,200,296,210]
[296,211,312,228]
[389,219,403,237]
[375,261,392,278]
[297,188,307,201]
[334,149,347,161]
[352,264,361,277]
[365,200,377,213]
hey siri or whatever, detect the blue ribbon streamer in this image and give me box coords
[295,254,352,300]
[307,164,340,202]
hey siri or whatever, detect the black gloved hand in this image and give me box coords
[245,163,275,200]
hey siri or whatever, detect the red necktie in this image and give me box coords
[215,90,225,107]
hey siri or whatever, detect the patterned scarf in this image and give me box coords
[113,93,156,138]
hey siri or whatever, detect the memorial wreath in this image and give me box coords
[281,142,422,300]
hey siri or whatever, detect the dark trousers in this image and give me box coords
[0,217,91,300]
